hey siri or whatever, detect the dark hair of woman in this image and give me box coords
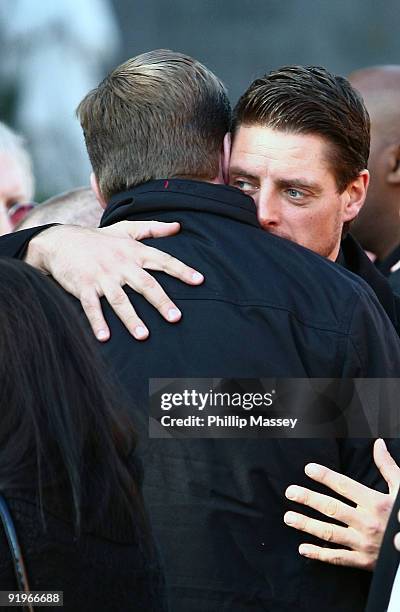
[0,257,144,538]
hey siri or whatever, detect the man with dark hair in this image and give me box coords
[229,65,369,259]
[227,65,399,332]
[1,54,400,612]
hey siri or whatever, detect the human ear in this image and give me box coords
[221,132,231,185]
[343,170,370,222]
[386,144,400,185]
[90,172,107,209]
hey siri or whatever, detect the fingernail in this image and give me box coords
[305,463,321,477]
[192,272,204,283]
[97,330,108,340]
[378,438,387,451]
[167,308,181,322]
[286,485,301,500]
[284,512,297,526]
[135,325,148,339]
[394,533,400,551]
[299,544,312,556]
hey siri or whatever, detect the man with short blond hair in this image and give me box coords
[77,50,230,202]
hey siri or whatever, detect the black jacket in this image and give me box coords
[339,233,400,336]
[364,488,400,611]
[2,180,400,611]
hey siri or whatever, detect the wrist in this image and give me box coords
[24,225,65,273]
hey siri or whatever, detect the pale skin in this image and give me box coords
[284,439,400,570]
[27,220,204,341]
[229,126,368,262]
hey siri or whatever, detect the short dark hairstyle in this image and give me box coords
[77,49,231,201]
[232,65,370,192]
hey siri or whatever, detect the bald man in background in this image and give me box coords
[348,66,400,293]
[15,187,102,230]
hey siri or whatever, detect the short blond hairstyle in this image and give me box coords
[77,49,231,202]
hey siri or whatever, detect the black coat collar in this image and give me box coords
[101,179,260,229]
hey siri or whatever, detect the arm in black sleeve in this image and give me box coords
[0,224,58,260]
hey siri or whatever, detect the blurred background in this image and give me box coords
[0,0,399,199]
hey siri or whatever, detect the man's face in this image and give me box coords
[229,126,361,261]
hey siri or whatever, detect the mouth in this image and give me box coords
[8,202,35,227]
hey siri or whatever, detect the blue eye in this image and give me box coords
[232,179,257,193]
[235,180,252,190]
[287,189,303,198]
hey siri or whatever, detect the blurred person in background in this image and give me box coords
[348,66,400,294]
[0,257,167,612]
[0,0,120,197]
[0,121,35,235]
[15,187,102,230]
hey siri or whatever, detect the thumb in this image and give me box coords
[124,220,181,241]
[373,439,400,495]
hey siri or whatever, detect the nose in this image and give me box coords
[255,190,281,230]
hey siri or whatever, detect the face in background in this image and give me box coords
[348,67,400,261]
[0,152,33,234]
[229,125,368,261]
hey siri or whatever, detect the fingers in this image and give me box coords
[283,511,359,550]
[297,544,373,570]
[80,288,111,342]
[80,284,151,342]
[135,243,204,285]
[80,271,182,341]
[124,267,182,325]
[285,485,359,528]
[101,281,150,340]
[304,463,377,507]
[373,439,400,495]
[134,221,181,240]
[108,220,181,240]
[394,531,400,551]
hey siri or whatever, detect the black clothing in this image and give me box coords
[0,490,166,612]
[374,243,400,297]
[375,243,400,277]
[2,180,400,611]
[339,233,400,335]
[365,488,400,612]
[99,181,400,612]
[390,269,400,296]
